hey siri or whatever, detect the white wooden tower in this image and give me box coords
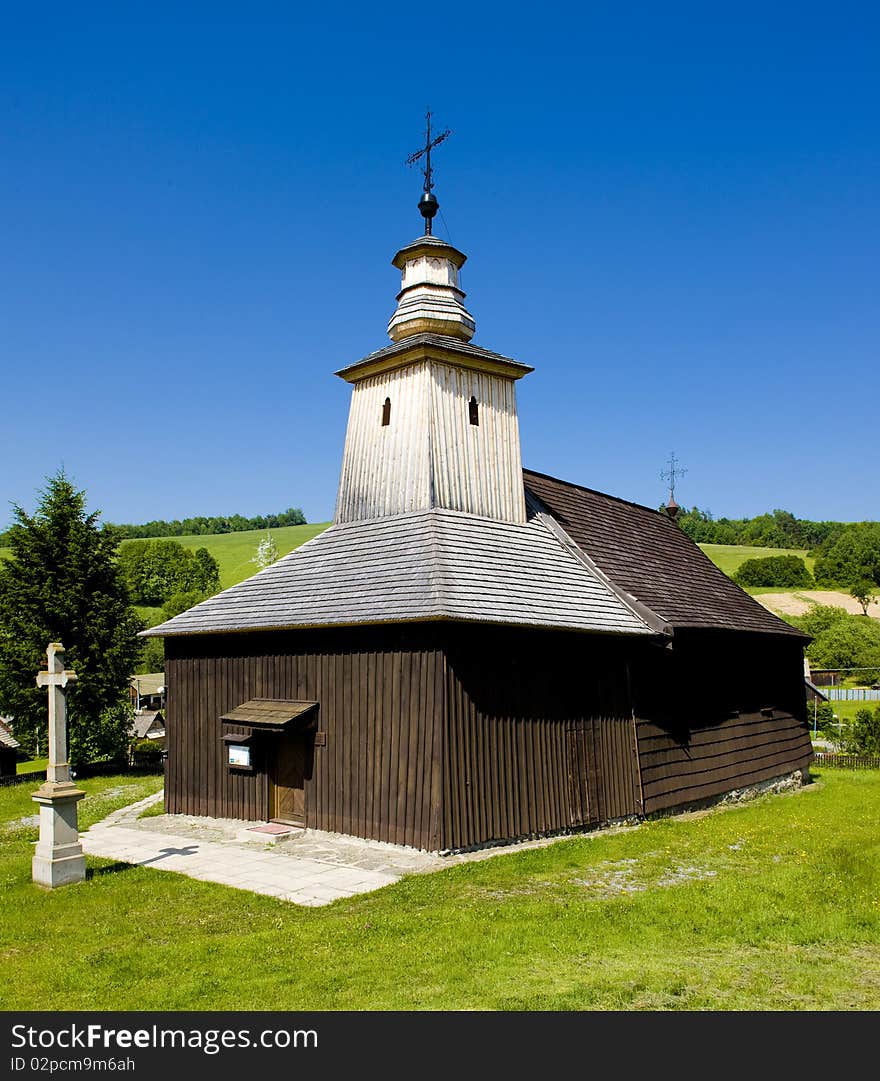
[335,198,533,525]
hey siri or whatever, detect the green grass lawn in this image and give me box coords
[818,698,879,724]
[1,768,877,1010]
[16,757,48,775]
[699,543,815,580]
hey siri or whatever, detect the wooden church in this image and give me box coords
[145,173,813,853]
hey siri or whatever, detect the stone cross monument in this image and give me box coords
[32,642,86,887]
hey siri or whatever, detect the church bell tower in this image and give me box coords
[334,116,533,525]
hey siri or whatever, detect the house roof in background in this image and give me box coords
[132,710,165,739]
[523,469,807,639]
[0,717,20,750]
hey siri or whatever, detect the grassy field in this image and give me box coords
[1,523,331,591]
[127,522,331,590]
[127,524,331,629]
[1,768,877,1010]
[699,543,815,579]
[16,757,48,775]
[819,698,880,724]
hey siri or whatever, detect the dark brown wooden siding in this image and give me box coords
[440,627,638,850]
[629,631,813,815]
[636,709,812,813]
[164,622,812,853]
[164,625,445,850]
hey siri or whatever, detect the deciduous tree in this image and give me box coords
[850,579,879,617]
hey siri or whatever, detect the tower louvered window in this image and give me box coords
[468,396,479,426]
[381,397,391,426]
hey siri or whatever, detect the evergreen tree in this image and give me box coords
[0,472,143,764]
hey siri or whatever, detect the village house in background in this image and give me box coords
[129,672,166,713]
[131,709,166,746]
[128,673,166,760]
[145,162,813,852]
[0,716,20,779]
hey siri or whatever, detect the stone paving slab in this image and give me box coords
[81,820,399,906]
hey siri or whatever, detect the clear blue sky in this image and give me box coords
[2,2,877,530]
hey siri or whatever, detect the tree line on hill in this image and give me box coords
[676,506,847,550]
[674,506,880,597]
[728,526,880,597]
[0,506,307,546]
[108,506,307,539]
[117,540,221,608]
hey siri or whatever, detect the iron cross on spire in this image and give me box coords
[405,109,452,235]
[660,451,687,519]
[660,451,687,500]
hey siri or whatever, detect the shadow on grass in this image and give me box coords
[87,862,134,879]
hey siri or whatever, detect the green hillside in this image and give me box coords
[699,543,814,580]
[128,523,331,631]
[141,522,331,589]
[2,523,331,588]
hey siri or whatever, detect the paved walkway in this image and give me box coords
[81,790,632,907]
[81,793,402,907]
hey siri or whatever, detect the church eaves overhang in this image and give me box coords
[335,333,534,384]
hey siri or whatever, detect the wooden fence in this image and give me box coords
[825,688,880,702]
[812,752,880,771]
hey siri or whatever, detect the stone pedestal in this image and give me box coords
[32,642,86,888]
[32,781,87,887]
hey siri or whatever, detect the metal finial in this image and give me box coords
[660,451,687,518]
[405,109,452,235]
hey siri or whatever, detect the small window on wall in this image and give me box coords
[381,397,391,426]
[468,396,479,426]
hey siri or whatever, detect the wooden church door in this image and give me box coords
[568,717,642,828]
[270,731,307,827]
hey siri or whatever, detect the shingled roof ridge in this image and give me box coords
[523,466,665,517]
[525,491,670,637]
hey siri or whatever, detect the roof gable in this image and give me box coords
[523,468,805,639]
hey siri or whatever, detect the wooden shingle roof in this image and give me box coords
[523,469,806,638]
[220,699,318,729]
[335,332,534,382]
[143,508,653,638]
